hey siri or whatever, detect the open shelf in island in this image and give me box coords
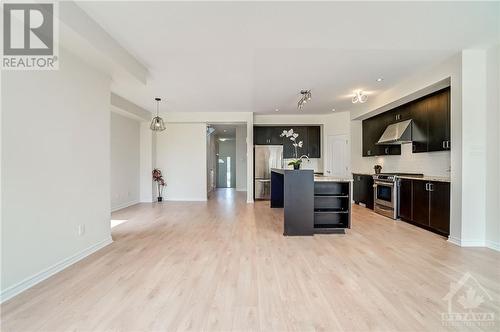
[313,180,351,233]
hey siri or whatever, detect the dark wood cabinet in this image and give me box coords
[254,125,321,158]
[352,174,374,209]
[397,179,412,221]
[362,113,401,156]
[398,178,450,236]
[363,87,450,157]
[411,98,428,153]
[412,180,430,227]
[427,89,450,152]
[429,182,450,234]
[254,126,286,145]
[362,117,383,156]
[307,126,321,158]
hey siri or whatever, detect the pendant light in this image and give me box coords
[150,97,166,131]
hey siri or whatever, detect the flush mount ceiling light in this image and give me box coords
[352,90,368,104]
[297,90,312,110]
[150,97,166,131]
[376,77,384,82]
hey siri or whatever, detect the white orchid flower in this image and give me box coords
[292,133,299,139]
[286,129,294,137]
[290,136,296,141]
[298,141,303,147]
[280,130,287,137]
[293,143,298,147]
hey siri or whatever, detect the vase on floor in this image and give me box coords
[158,196,163,202]
[293,164,300,170]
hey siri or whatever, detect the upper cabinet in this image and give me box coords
[362,87,450,157]
[426,88,451,152]
[306,126,321,158]
[254,125,321,158]
[362,113,401,157]
[411,88,451,153]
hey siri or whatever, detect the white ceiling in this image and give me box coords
[77,1,499,114]
[210,124,237,140]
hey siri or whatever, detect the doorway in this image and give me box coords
[207,124,247,194]
[325,134,350,178]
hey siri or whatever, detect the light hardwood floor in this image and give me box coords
[2,189,499,331]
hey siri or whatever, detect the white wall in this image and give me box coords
[110,112,140,211]
[461,50,487,246]
[1,48,112,299]
[156,123,207,201]
[140,122,155,203]
[162,112,254,202]
[486,45,500,250]
[253,112,351,173]
[235,125,247,191]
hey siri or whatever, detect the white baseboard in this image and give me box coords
[165,198,207,202]
[0,236,113,303]
[236,188,247,192]
[111,200,139,212]
[447,236,462,246]
[447,236,486,247]
[486,240,500,252]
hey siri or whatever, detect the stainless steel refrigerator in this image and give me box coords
[254,145,283,200]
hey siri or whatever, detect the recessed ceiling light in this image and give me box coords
[275,108,279,112]
[223,129,227,132]
[331,108,336,112]
[376,78,383,82]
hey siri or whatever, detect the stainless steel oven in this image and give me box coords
[373,176,397,219]
[372,173,424,220]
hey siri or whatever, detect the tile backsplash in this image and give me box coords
[355,143,451,177]
[283,158,323,172]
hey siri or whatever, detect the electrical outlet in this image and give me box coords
[78,224,85,236]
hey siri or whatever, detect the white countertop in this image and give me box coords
[397,175,451,182]
[314,175,353,182]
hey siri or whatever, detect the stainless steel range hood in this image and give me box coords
[377,119,413,145]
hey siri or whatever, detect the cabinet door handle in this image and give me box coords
[425,183,429,191]
[442,141,446,149]
[385,147,389,154]
[429,183,434,191]
[447,141,451,149]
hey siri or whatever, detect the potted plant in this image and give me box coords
[280,129,310,170]
[152,168,166,202]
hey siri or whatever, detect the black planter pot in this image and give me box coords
[293,164,300,170]
[157,196,163,202]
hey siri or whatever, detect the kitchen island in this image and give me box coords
[271,169,352,236]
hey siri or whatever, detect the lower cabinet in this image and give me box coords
[398,178,450,236]
[397,179,412,221]
[429,182,451,235]
[352,174,374,209]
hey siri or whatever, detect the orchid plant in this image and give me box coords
[280,129,309,169]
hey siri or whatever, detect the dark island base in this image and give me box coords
[271,169,351,236]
